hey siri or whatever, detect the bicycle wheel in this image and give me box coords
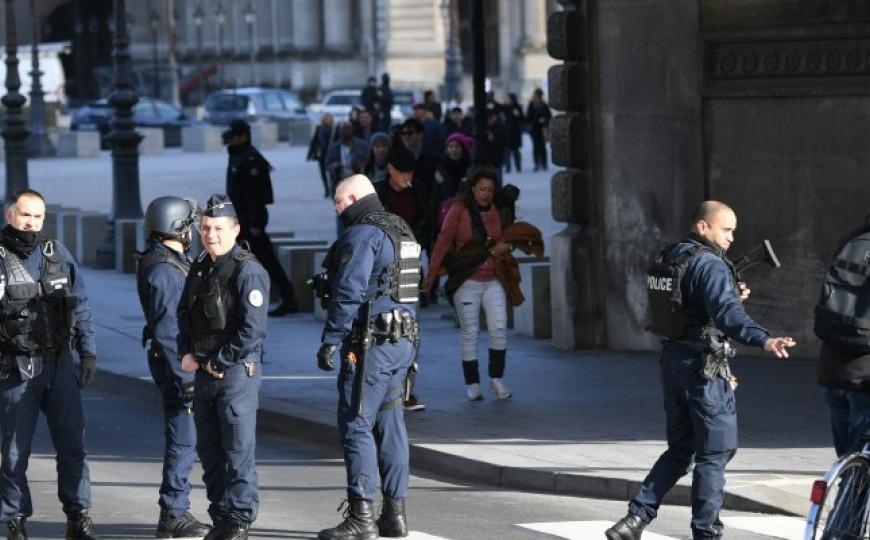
[807,453,870,540]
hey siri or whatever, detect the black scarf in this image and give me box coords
[687,232,724,257]
[340,194,385,228]
[1,225,40,256]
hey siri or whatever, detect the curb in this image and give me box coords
[90,368,804,517]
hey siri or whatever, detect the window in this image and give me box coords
[263,93,285,111]
[205,94,249,112]
[325,93,361,106]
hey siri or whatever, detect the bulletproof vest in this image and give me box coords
[359,211,422,303]
[814,229,870,353]
[646,242,731,339]
[0,240,76,356]
[135,246,190,348]
[183,248,255,357]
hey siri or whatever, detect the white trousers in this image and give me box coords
[454,279,508,361]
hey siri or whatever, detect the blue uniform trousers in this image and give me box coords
[629,342,737,540]
[148,350,197,518]
[338,339,414,501]
[193,361,260,525]
[0,353,91,522]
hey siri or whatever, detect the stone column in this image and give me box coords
[292,0,322,51]
[323,0,353,52]
[522,0,547,49]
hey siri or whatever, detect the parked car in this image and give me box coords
[71,97,200,148]
[202,87,310,126]
[391,90,417,122]
[311,88,412,125]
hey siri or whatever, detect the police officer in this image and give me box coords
[606,201,796,540]
[136,197,212,538]
[0,189,99,540]
[223,119,298,317]
[316,175,420,540]
[178,194,269,540]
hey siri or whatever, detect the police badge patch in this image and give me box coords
[248,289,264,307]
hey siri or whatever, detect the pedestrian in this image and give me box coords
[443,107,472,138]
[363,132,392,184]
[399,118,440,200]
[422,89,442,122]
[526,88,551,171]
[503,93,524,173]
[326,122,369,192]
[412,104,445,157]
[433,132,472,235]
[0,189,100,540]
[360,75,383,129]
[223,119,298,316]
[423,167,515,401]
[178,194,270,540]
[316,175,421,539]
[379,73,395,133]
[446,90,469,115]
[605,200,796,540]
[307,113,338,198]
[480,105,508,187]
[136,196,213,539]
[814,214,870,457]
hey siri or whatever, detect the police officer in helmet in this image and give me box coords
[178,194,269,540]
[316,175,420,540]
[136,197,212,538]
[223,119,298,317]
[606,201,796,540]
[0,189,99,540]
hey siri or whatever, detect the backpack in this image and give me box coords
[814,228,870,353]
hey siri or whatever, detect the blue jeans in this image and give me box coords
[822,387,870,457]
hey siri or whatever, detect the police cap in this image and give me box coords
[202,194,237,219]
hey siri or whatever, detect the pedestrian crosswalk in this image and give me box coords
[515,516,808,539]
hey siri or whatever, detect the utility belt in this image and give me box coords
[190,334,229,359]
[0,350,58,381]
[665,332,735,381]
[350,308,419,346]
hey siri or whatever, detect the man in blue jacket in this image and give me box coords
[0,189,99,540]
[606,201,796,540]
[316,175,421,540]
[136,196,212,538]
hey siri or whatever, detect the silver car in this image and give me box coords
[203,87,310,125]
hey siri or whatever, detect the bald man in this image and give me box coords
[316,175,421,540]
[607,201,795,540]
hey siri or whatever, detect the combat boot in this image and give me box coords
[65,510,99,540]
[605,513,646,540]
[6,518,27,540]
[376,497,407,538]
[156,510,212,538]
[220,522,249,540]
[317,498,378,540]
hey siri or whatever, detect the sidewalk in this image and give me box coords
[84,266,830,518]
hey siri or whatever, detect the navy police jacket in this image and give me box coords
[322,201,413,347]
[668,235,769,347]
[137,243,191,384]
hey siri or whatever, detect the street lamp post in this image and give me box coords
[470,0,487,165]
[440,0,462,104]
[215,3,226,90]
[149,7,160,99]
[28,0,53,157]
[193,3,204,103]
[2,0,29,200]
[96,0,143,268]
[244,1,256,86]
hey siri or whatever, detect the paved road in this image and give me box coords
[13,388,804,540]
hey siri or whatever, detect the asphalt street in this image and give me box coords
[11,387,803,540]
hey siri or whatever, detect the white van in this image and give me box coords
[0,42,69,105]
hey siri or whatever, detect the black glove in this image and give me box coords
[317,344,337,371]
[180,380,195,403]
[79,355,97,388]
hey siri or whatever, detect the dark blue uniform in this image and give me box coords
[178,244,269,528]
[323,219,415,502]
[629,236,769,539]
[0,239,96,522]
[136,243,197,518]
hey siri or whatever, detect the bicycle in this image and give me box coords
[805,437,870,539]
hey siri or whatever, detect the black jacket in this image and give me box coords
[226,143,274,230]
[374,180,433,251]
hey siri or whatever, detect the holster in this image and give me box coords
[370,309,419,345]
[699,332,735,380]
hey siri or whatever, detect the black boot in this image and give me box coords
[203,523,224,540]
[220,522,250,540]
[376,497,407,538]
[6,518,26,540]
[65,510,99,540]
[317,498,378,540]
[605,513,646,540]
[156,510,213,538]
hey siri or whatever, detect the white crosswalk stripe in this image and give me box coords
[516,517,809,539]
[722,516,807,539]
[405,533,453,540]
[516,521,678,539]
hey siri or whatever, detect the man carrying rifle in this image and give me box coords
[316,175,421,540]
[606,200,796,540]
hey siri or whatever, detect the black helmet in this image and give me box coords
[144,196,197,248]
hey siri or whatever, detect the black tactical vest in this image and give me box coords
[815,229,870,353]
[135,246,190,348]
[646,242,736,339]
[0,240,76,356]
[183,248,255,357]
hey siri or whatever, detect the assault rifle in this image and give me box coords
[731,239,781,279]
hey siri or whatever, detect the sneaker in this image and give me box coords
[489,378,512,400]
[466,383,483,401]
[404,395,426,411]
